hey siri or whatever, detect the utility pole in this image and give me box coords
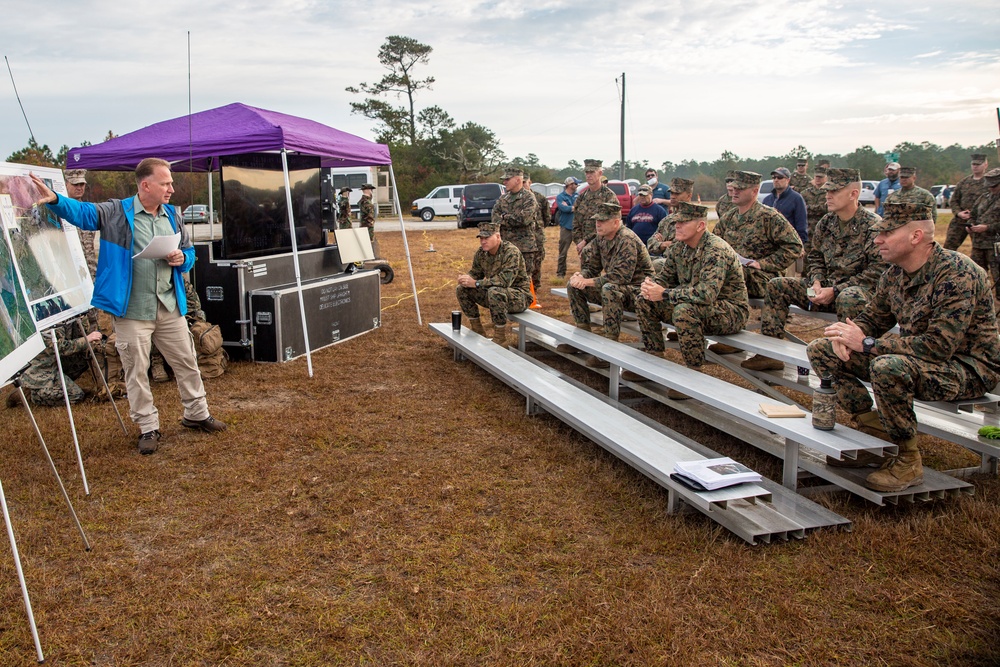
[619,72,626,180]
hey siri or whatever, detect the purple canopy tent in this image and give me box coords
[67,103,421,375]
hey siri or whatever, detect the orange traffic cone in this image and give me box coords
[529,281,542,309]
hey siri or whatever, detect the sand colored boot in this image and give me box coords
[556,323,591,354]
[491,323,510,347]
[853,410,893,443]
[865,439,923,492]
[740,354,784,371]
[622,350,665,382]
[151,356,169,383]
[467,317,486,336]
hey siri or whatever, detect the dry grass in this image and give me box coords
[1,214,998,666]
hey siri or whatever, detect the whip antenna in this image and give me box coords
[4,56,36,144]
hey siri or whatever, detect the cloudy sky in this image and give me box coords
[2,0,998,171]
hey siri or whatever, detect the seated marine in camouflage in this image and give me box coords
[628,203,749,399]
[742,168,888,371]
[8,319,102,408]
[712,171,802,298]
[456,221,532,348]
[564,202,653,368]
[808,202,1000,493]
[646,177,695,262]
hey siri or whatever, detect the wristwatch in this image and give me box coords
[862,336,876,354]
[475,280,481,288]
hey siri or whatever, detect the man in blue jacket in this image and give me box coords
[30,158,227,455]
[555,177,578,278]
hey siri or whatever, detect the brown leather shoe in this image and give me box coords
[709,343,741,355]
[181,416,228,433]
[740,354,784,371]
[667,388,691,400]
[621,369,647,382]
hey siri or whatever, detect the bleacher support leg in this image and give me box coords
[783,439,800,490]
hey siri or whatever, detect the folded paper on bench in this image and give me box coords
[672,457,762,490]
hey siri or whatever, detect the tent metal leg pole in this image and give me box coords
[49,330,90,496]
[280,149,314,378]
[388,164,422,325]
[0,476,45,663]
[75,318,127,435]
[16,382,91,551]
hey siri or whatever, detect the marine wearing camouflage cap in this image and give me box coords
[592,201,622,220]
[477,221,501,237]
[971,153,987,164]
[814,166,828,176]
[729,171,762,189]
[898,166,917,177]
[65,169,87,185]
[871,202,933,233]
[669,177,694,194]
[822,168,861,191]
[984,168,1000,187]
[673,201,708,221]
[503,167,524,179]
[583,159,603,172]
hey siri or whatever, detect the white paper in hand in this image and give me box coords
[133,232,181,260]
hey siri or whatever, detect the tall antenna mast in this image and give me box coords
[5,56,36,144]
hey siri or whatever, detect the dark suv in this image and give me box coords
[457,183,505,228]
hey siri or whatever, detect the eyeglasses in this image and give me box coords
[772,175,788,180]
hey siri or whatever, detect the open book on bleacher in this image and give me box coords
[671,457,763,491]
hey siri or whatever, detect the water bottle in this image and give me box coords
[812,376,836,431]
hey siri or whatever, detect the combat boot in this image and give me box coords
[491,324,509,347]
[708,343,742,355]
[467,317,486,336]
[865,443,923,492]
[151,358,169,383]
[6,389,26,409]
[853,410,893,443]
[741,354,784,371]
[622,350,664,382]
[556,323,591,354]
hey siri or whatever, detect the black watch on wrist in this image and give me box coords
[862,336,876,354]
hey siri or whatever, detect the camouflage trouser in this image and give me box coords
[637,298,748,367]
[943,218,969,251]
[567,282,640,341]
[807,337,988,443]
[23,355,90,407]
[456,285,530,327]
[761,278,872,337]
[742,266,778,298]
[531,246,544,292]
[338,219,352,230]
[970,247,999,298]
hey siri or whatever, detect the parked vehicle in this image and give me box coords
[457,183,505,228]
[182,204,215,223]
[576,180,634,213]
[859,180,877,205]
[411,184,464,221]
[930,184,954,208]
[756,180,775,204]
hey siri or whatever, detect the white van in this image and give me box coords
[411,184,464,221]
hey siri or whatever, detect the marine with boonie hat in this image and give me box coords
[713,170,803,297]
[945,152,993,251]
[883,167,937,223]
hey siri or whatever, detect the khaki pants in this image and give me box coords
[114,303,209,433]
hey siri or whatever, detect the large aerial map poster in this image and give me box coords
[0,193,44,386]
[0,162,93,331]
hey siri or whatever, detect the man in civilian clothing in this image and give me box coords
[645,168,671,207]
[873,162,902,217]
[625,185,668,246]
[763,167,808,248]
[555,177,579,279]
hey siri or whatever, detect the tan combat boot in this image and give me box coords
[865,439,923,492]
[853,410,893,443]
[556,323,591,354]
[467,317,486,336]
[622,350,665,382]
[740,354,784,371]
[151,357,169,383]
[584,332,615,368]
[491,323,509,347]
